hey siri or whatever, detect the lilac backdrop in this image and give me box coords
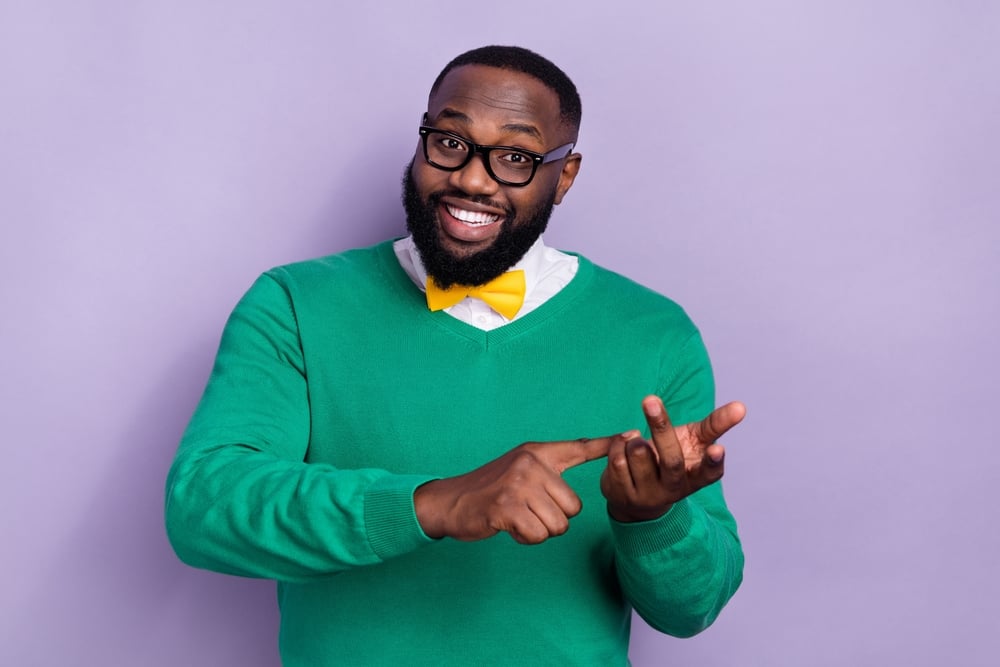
[2,2,998,665]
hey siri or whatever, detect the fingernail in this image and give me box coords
[621,429,641,439]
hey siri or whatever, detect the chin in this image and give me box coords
[435,227,501,260]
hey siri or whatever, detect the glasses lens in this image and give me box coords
[488,150,536,185]
[425,131,470,169]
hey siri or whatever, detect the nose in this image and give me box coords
[447,152,501,197]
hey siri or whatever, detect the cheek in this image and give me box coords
[411,159,449,197]
[505,192,532,217]
[508,182,555,217]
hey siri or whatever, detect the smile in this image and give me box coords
[446,205,501,227]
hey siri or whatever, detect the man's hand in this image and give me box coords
[601,396,746,523]
[414,435,623,545]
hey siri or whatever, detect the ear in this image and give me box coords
[553,152,582,205]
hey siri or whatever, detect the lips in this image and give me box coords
[436,198,507,245]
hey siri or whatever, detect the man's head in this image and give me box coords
[403,46,583,288]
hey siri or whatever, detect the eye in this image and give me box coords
[497,150,535,169]
[437,136,467,152]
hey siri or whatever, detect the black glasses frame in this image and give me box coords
[418,125,575,187]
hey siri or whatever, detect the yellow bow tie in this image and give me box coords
[425,270,526,320]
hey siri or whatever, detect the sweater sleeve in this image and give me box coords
[609,331,744,637]
[164,273,436,583]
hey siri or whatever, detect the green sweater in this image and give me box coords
[166,241,743,666]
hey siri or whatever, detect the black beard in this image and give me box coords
[401,162,556,288]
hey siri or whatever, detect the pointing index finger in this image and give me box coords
[539,435,621,474]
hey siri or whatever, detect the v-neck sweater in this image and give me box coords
[166,240,743,666]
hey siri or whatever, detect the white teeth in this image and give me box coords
[447,205,500,227]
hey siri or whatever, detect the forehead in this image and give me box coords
[427,64,564,143]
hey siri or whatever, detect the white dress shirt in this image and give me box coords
[393,235,579,331]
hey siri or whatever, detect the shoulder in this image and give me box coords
[264,241,396,289]
[239,240,415,322]
[574,254,698,335]
[252,241,407,311]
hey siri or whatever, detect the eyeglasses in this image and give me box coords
[418,125,575,187]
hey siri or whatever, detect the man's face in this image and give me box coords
[404,64,581,288]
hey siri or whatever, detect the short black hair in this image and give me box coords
[430,45,582,134]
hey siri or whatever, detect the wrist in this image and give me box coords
[413,479,447,539]
[607,502,673,523]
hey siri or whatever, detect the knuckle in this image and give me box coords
[566,498,583,517]
[491,489,527,513]
[518,526,546,545]
[662,458,685,475]
[629,444,651,460]
[512,448,539,465]
[649,416,670,431]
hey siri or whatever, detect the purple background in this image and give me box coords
[2,2,998,665]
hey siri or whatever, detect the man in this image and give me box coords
[166,45,745,666]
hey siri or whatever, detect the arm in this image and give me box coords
[608,460,744,637]
[164,274,436,582]
[601,334,746,637]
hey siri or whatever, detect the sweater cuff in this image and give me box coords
[609,498,696,558]
[364,474,437,561]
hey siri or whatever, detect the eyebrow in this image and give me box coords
[436,107,544,143]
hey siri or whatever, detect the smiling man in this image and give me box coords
[166,46,745,666]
